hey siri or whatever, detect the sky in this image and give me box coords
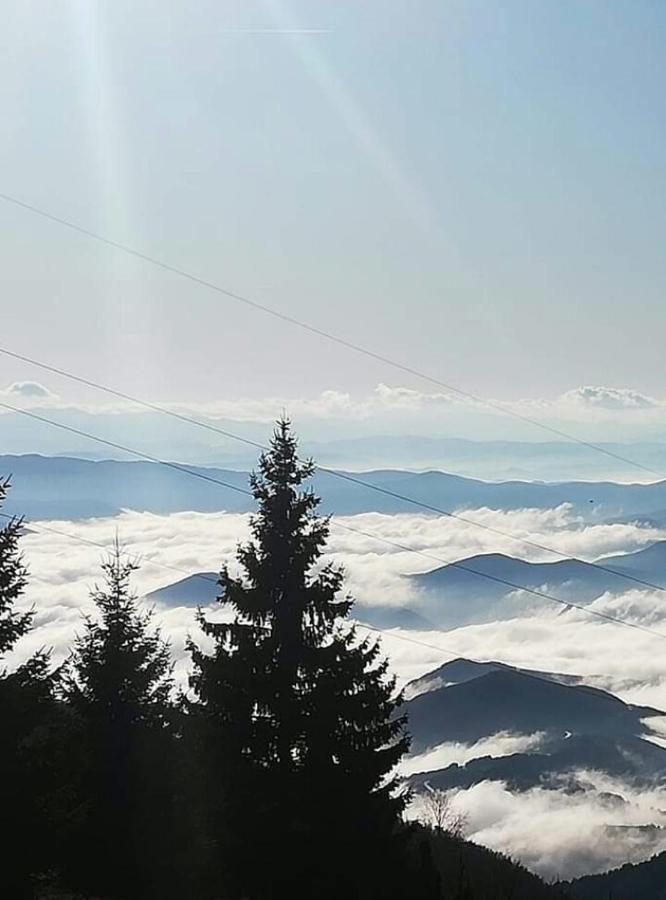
[6,8,666,877]
[2,0,666,422]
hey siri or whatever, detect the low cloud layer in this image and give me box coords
[425,773,666,880]
[399,732,547,777]
[8,507,666,879]
[9,506,666,697]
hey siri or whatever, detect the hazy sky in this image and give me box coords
[2,0,666,409]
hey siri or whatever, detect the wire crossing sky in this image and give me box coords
[2,0,666,416]
[4,400,666,646]
[3,345,666,598]
[1,198,665,477]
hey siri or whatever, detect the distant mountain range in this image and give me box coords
[145,572,436,632]
[403,657,586,699]
[143,539,666,632]
[408,731,666,794]
[4,453,666,522]
[401,658,666,792]
[3,405,666,481]
[409,542,666,628]
[402,661,662,751]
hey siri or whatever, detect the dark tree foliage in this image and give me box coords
[0,459,589,899]
[0,476,31,654]
[422,826,570,899]
[562,849,666,899]
[0,478,61,898]
[59,544,179,899]
[189,420,412,899]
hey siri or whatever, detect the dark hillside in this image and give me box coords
[563,850,666,899]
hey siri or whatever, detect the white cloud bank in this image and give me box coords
[8,506,666,698]
[433,774,666,880]
[7,507,666,879]
[399,732,547,777]
[3,380,666,425]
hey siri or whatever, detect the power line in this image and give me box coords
[0,401,252,500]
[2,345,665,597]
[0,511,458,661]
[320,468,666,594]
[0,511,487,670]
[0,345,266,454]
[1,511,659,679]
[334,519,666,641]
[3,401,666,643]
[0,190,663,482]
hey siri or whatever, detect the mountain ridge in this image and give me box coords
[402,662,663,751]
[4,453,666,521]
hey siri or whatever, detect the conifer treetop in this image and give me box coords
[0,477,31,657]
[191,418,409,784]
[64,540,173,722]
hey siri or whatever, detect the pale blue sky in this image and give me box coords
[2,0,666,409]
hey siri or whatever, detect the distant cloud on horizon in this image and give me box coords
[560,385,659,411]
[5,380,57,400]
[2,378,664,423]
[3,382,666,475]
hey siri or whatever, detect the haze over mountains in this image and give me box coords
[145,539,666,632]
[5,453,666,524]
[146,572,437,632]
[411,542,666,627]
[3,404,666,481]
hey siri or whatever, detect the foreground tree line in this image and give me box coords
[2,422,571,900]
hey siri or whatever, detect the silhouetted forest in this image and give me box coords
[1,423,580,899]
[562,850,666,899]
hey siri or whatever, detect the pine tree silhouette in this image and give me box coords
[0,477,59,898]
[190,420,411,899]
[61,542,177,898]
[0,477,30,654]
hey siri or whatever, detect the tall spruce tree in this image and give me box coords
[61,544,178,898]
[190,420,411,899]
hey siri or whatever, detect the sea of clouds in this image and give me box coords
[8,504,666,879]
[11,504,666,677]
[436,774,666,881]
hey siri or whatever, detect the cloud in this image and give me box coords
[7,507,666,689]
[399,732,547,777]
[412,774,666,880]
[3,379,662,422]
[2,381,57,401]
[5,382,666,472]
[182,381,664,423]
[7,507,666,878]
[373,383,457,411]
[560,386,659,411]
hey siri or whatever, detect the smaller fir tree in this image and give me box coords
[61,543,178,898]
